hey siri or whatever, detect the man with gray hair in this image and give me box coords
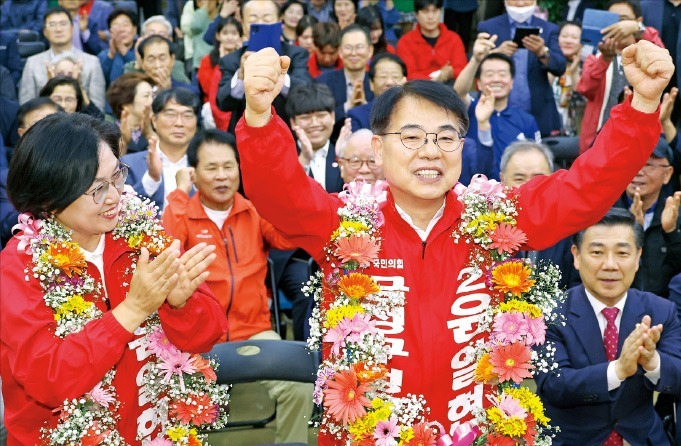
[500,140,579,289]
[336,128,384,184]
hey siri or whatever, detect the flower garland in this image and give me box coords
[307,176,564,445]
[18,192,229,445]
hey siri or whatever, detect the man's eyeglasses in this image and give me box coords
[379,128,464,152]
[84,165,129,204]
[338,157,380,170]
[641,162,671,174]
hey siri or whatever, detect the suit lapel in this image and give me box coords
[325,143,343,193]
[569,286,608,364]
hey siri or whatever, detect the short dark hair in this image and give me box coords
[559,20,582,33]
[370,80,469,135]
[313,21,341,49]
[44,6,72,24]
[39,76,85,112]
[17,98,62,129]
[572,208,645,250]
[414,0,443,13]
[152,87,200,117]
[280,0,307,17]
[8,113,120,216]
[475,53,516,79]
[369,53,407,80]
[107,7,137,29]
[187,129,239,168]
[606,0,642,18]
[137,34,175,59]
[296,15,318,38]
[339,23,371,46]
[286,83,335,117]
[356,5,389,54]
[107,72,155,118]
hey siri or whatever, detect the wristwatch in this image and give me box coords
[539,46,550,60]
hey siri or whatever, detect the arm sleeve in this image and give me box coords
[260,217,299,251]
[649,301,681,394]
[85,61,107,111]
[0,252,134,407]
[203,15,221,45]
[235,110,342,260]
[19,59,37,104]
[449,33,468,79]
[576,54,610,100]
[98,50,114,85]
[161,189,191,249]
[544,25,567,77]
[516,96,662,250]
[216,52,242,111]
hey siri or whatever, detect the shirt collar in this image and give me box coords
[585,288,628,316]
[157,140,188,166]
[394,201,446,241]
[311,140,330,159]
[81,233,106,261]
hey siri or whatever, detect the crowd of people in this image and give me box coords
[1,0,681,444]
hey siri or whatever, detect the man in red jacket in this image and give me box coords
[236,39,672,441]
[396,0,466,82]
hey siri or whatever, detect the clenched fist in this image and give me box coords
[244,48,291,127]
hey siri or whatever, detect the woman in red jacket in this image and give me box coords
[0,113,228,445]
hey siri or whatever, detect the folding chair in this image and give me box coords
[267,257,285,337]
[111,0,138,13]
[205,339,320,430]
[542,136,580,170]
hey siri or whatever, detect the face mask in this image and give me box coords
[506,4,536,23]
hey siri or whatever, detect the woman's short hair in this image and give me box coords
[152,87,201,117]
[39,76,85,112]
[107,72,155,118]
[8,113,121,216]
[370,80,469,135]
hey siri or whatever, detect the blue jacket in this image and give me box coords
[642,1,681,91]
[121,150,164,209]
[478,14,566,137]
[0,0,46,33]
[348,100,372,132]
[536,285,681,445]
[316,68,374,124]
[81,0,114,56]
[98,47,136,86]
[0,31,23,85]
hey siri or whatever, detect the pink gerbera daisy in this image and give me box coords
[87,382,115,408]
[489,224,528,255]
[493,311,529,344]
[374,416,400,445]
[526,315,547,346]
[148,326,180,360]
[334,233,380,268]
[159,350,197,392]
[496,394,527,419]
[323,368,372,425]
[489,342,534,384]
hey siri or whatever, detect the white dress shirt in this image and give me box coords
[304,140,330,189]
[141,141,189,208]
[395,202,446,242]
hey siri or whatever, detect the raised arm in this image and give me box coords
[236,48,342,259]
[518,40,674,250]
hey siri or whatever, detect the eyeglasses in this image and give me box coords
[379,127,464,152]
[160,110,197,122]
[84,165,129,204]
[341,44,369,53]
[641,162,671,174]
[295,111,332,125]
[46,20,71,29]
[339,157,380,170]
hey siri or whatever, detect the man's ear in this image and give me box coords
[372,134,383,166]
[571,244,581,270]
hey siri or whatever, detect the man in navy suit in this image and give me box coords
[123,87,199,211]
[316,24,374,130]
[477,0,566,137]
[535,209,681,445]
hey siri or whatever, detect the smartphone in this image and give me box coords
[248,22,282,54]
[513,27,541,48]
[581,8,620,48]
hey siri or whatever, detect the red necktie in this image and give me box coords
[602,307,623,446]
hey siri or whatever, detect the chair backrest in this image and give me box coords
[542,136,580,170]
[18,41,45,59]
[112,0,138,13]
[207,340,320,384]
[17,30,39,42]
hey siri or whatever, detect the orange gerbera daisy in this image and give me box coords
[191,354,217,383]
[491,261,535,297]
[188,434,202,446]
[474,353,496,384]
[489,342,534,384]
[355,362,387,384]
[338,273,380,299]
[323,368,372,425]
[334,233,380,268]
[48,242,87,277]
[403,422,437,445]
[170,393,218,425]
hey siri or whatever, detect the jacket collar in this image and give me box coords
[186,191,249,222]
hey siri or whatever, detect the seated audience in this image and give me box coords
[0,0,47,33]
[553,21,585,136]
[333,0,358,29]
[316,24,374,128]
[356,5,395,55]
[180,0,219,72]
[19,6,106,111]
[58,0,113,55]
[359,0,400,44]
[535,209,681,446]
[295,15,318,54]
[308,21,343,78]
[577,0,664,152]
[281,0,307,45]
[478,0,567,137]
[499,140,580,289]
[308,0,334,23]
[39,75,104,120]
[216,0,311,133]
[98,8,138,86]
[612,137,681,297]
[137,35,198,96]
[336,128,384,183]
[162,129,313,444]
[348,52,406,131]
[107,72,156,154]
[0,32,22,88]
[123,87,199,210]
[396,0,467,83]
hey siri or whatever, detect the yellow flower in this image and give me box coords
[498,300,542,318]
[324,304,365,328]
[127,234,143,248]
[331,221,370,240]
[54,295,93,321]
[496,416,527,437]
[166,425,188,441]
[505,387,550,425]
[474,353,495,384]
[400,427,415,443]
[467,212,510,237]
